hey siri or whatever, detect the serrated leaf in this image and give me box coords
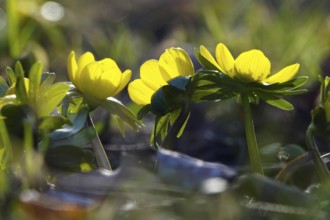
[37,82,70,117]
[100,97,141,131]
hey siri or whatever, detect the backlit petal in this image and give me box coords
[199,45,222,71]
[67,51,78,84]
[75,52,95,88]
[234,50,271,82]
[128,79,155,105]
[215,43,235,77]
[113,69,132,96]
[140,60,167,91]
[158,48,194,81]
[263,64,300,84]
[98,58,122,98]
[79,62,106,99]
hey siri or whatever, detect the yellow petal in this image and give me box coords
[79,62,107,100]
[199,45,222,71]
[75,52,95,88]
[158,48,194,81]
[140,60,167,91]
[113,69,132,96]
[215,43,235,77]
[67,51,78,83]
[128,79,155,105]
[234,50,271,82]
[263,64,300,84]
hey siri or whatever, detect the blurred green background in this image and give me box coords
[1,0,330,163]
[1,0,330,80]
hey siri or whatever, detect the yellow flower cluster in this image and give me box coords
[67,43,301,105]
[199,43,300,84]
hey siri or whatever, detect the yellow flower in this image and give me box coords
[128,48,194,105]
[67,51,132,100]
[199,43,300,84]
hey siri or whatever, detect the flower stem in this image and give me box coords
[87,115,112,171]
[241,94,263,175]
[306,124,330,184]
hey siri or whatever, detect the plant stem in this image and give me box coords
[241,94,263,175]
[87,115,112,171]
[0,118,12,169]
[306,124,330,184]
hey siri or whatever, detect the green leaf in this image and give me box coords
[45,145,94,172]
[137,104,150,120]
[177,111,190,138]
[255,88,308,96]
[113,114,126,136]
[5,67,16,85]
[38,116,71,132]
[150,114,170,146]
[200,88,237,101]
[50,106,89,140]
[0,77,9,97]
[168,76,190,91]
[257,76,308,92]
[50,127,96,148]
[150,85,185,116]
[28,61,43,106]
[100,97,141,131]
[194,48,220,71]
[15,77,28,104]
[256,92,294,110]
[14,61,24,78]
[169,108,181,126]
[40,72,56,92]
[37,82,70,117]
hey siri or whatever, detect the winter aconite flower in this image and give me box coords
[68,51,132,100]
[199,43,300,84]
[128,48,194,105]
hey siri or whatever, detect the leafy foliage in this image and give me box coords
[311,76,330,137]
